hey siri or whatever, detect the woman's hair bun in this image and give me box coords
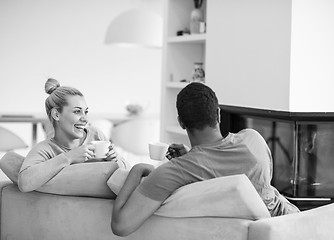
[45,78,60,94]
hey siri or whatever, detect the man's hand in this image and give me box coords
[166,143,190,160]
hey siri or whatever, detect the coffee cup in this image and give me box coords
[91,140,110,159]
[148,142,169,161]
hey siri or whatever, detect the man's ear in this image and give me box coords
[177,116,186,129]
[51,108,60,121]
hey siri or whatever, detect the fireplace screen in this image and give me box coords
[246,118,334,200]
[220,105,334,209]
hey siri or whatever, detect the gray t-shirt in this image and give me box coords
[138,128,299,216]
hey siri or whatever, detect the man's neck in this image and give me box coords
[187,125,224,147]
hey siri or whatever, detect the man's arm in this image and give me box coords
[111,163,163,236]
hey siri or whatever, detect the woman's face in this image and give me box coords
[56,95,89,140]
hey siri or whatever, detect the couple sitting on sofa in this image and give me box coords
[15,78,299,236]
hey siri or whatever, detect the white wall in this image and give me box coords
[206,0,292,111]
[207,0,334,112]
[290,0,334,112]
[0,0,162,116]
[0,0,163,151]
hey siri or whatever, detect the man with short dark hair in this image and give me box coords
[111,82,299,236]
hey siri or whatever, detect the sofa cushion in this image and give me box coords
[37,161,118,198]
[108,171,271,220]
[107,168,129,195]
[0,151,24,184]
[155,174,271,220]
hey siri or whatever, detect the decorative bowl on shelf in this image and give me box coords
[124,101,149,116]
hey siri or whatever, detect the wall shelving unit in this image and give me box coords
[160,0,207,146]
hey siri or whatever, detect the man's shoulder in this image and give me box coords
[233,128,267,147]
[238,128,260,135]
[236,128,264,139]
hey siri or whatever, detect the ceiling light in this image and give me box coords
[105,8,163,48]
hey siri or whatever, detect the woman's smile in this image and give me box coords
[74,123,86,131]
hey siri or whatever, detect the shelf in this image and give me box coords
[166,125,187,136]
[160,0,207,146]
[167,34,206,43]
[166,81,189,89]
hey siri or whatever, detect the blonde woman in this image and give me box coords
[18,78,122,192]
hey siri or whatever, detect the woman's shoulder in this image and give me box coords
[25,139,58,159]
[31,139,54,151]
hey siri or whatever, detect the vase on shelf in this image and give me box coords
[192,62,205,83]
[190,0,204,34]
[190,8,203,34]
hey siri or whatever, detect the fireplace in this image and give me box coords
[220,105,334,210]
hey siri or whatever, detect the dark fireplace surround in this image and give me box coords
[220,105,334,210]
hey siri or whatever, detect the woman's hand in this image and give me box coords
[105,143,118,161]
[64,144,95,164]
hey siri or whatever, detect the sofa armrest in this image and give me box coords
[0,180,13,238]
[249,203,334,240]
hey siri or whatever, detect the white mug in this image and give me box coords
[148,142,169,161]
[91,140,110,159]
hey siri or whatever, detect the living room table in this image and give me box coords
[0,114,49,146]
[0,112,155,147]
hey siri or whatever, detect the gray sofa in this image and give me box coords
[0,171,334,240]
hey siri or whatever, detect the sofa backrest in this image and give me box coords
[155,174,271,220]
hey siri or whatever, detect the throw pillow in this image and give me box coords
[0,151,25,184]
[37,161,119,199]
[154,174,271,220]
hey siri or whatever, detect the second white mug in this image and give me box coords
[149,142,169,161]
